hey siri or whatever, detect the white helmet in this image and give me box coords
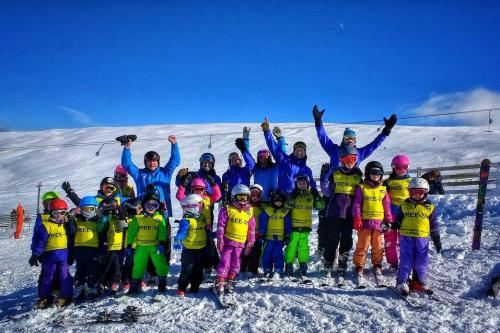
[408,178,430,192]
[228,152,243,165]
[180,194,203,217]
[249,184,263,193]
[231,184,251,202]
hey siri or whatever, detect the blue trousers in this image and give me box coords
[40,259,73,299]
[262,240,285,273]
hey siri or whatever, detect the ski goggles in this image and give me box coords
[250,190,262,199]
[293,142,307,149]
[392,164,409,171]
[368,168,384,175]
[81,206,96,213]
[144,202,160,210]
[343,135,356,143]
[114,173,128,182]
[145,152,160,162]
[257,149,270,157]
[340,155,357,165]
[229,155,242,161]
[191,186,205,193]
[409,188,426,196]
[102,185,116,192]
[273,196,283,202]
[51,209,67,217]
[235,194,248,201]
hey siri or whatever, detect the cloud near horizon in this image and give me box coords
[57,106,101,127]
[406,88,500,126]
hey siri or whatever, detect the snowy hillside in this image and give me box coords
[1,123,500,332]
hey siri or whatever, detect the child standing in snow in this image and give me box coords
[173,194,208,296]
[215,184,256,296]
[383,155,412,272]
[259,189,292,279]
[352,161,392,280]
[382,178,441,295]
[120,197,142,293]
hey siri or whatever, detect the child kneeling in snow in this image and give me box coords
[382,178,442,295]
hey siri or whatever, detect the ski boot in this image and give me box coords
[55,297,71,307]
[122,282,131,294]
[140,280,146,291]
[110,283,119,295]
[225,274,236,294]
[263,270,272,280]
[177,288,186,297]
[355,265,364,275]
[397,281,410,296]
[127,279,141,295]
[413,280,433,295]
[274,269,283,280]
[97,284,105,296]
[204,269,213,283]
[86,287,98,299]
[323,263,333,279]
[189,284,200,294]
[285,263,294,277]
[36,298,50,309]
[158,277,167,293]
[389,263,398,273]
[148,276,157,287]
[73,285,85,300]
[299,263,308,277]
[214,276,225,296]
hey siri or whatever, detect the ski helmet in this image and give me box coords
[391,155,410,168]
[123,197,142,217]
[408,178,430,192]
[180,194,204,217]
[257,149,270,158]
[339,145,357,158]
[114,165,128,181]
[80,196,98,207]
[293,141,307,152]
[294,173,310,188]
[365,161,384,175]
[98,197,119,217]
[144,151,160,167]
[199,153,215,171]
[249,184,263,201]
[191,178,207,191]
[100,177,118,189]
[231,184,251,203]
[249,184,263,193]
[141,189,162,207]
[270,189,287,208]
[42,191,61,203]
[80,196,98,219]
[228,152,242,165]
[49,198,68,211]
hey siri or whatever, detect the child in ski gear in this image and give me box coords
[31,198,73,308]
[68,196,101,299]
[126,190,169,294]
[114,165,136,198]
[215,185,256,295]
[97,197,125,295]
[352,161,392,276]
[222,137,256,200]
[312,105,396,171]
[284,174,325,277]
[383,178,441,295]
[261,118,316,195]
[61,177,124,207]
[383,155,412,272]
[240,184,267,277]
[174,194,208,296]
[421,170,445,195]
[259,189,292,278]
[320,146,363,278]
[120,197,142,293]
[121,135,180,217]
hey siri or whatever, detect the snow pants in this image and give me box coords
[204,238,220,270]
[99,250,121,286]
[122,250,157,284]
[240,241,262,274]
[323,217,353,271]
[37,255,60,298]
[216,244,243,278]
[397,236,429,284]
[317,202,329,251]
[262,240,285,273]
[178,248,205,291]
[384,230,400,265]
[132,245,169,279]
[284,231,310,264]
[74,248,100,288]
[40,259,73,299]
[353,229,383,267]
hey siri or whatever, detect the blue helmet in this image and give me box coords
[79,196,98,207]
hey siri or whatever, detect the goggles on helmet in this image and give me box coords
[409,188,426,196]
[200,153,215,162]
[229,155,241,161]
[392,164,409,171]
[343,135,356,143]
[114,172,128,182]
[235,194,248,202]
[340,155,357,165]
[145,153,159,162]
[250,190,262,199]
[257,149,270,157]
[294,142,307,149]
[191,186,205,193]
[81,206,96,213]
[144,202,160,211]
[367,168,384,175]
[51,209,67,217]
[102,184,116,192]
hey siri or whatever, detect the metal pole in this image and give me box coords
[36,181,42,214]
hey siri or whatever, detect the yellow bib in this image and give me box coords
[386,177,412,206]
[135,215,163,246]
[360,184,386,220]
[333,170,361,195]
[106,218,124,251]
[251,204,267,232]
[291,193,314,228]
[264,206,288,240]
[74,218,99,248]
[96,195,122,206]
[121,184,134,198]
[201,195,212,225]
[224,205,252,243]
[400,202,434,238]
[183,216,207,249]
[43,221,67,251]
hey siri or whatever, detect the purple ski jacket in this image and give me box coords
[320,166,363,219]
[216,202,256,248]
[32,217,69,261]
[351,179,392,231]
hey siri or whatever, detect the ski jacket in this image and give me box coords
[174,169,222,196]
[127,212,168,247]
[121,144,180,217]
[258,207,292,241]
[421,172,445,195]
[315,125,386,172]
[222,150,256,195]
[32,217,71,261]
[251,137,286,201]
[264,130,316,195]
[175,184,221,205]
[321,166,363,219]
[31,210,49,251]
[352,179,392,231]
[383,173,412,214]
[394,198,439,238]
[174,215,208,250]
[216,202,256,248]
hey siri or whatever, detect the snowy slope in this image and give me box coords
[0,123,500,332]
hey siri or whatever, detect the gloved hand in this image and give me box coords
[312,105,325,127]
[235,138,247,152]
[177,168,189,181]
[68,256,75,266]
[28,254,39,267]
[118,219,128,231]
[382,114,397,136]
[125,247,134,258]
[159,201,167,216]
[432,236,442,253]
[182,172,195,188]
[173,240,183,250]
[67,208,77,220]
[244,243,254,256]
[205,174,216,186]
[207,230,217,239]
[156,244,166,255]
[353,217,363,231]
[217,238,224,252]
[261,118,270,132]
[320,163,331,178]
[284,236,291,246]
[272,126,282,139]
[381,221,392,231]
[258,236,265,244]
[62,181,73,193]
[243,126,251,140]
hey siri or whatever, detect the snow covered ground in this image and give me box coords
[0,123,499,332]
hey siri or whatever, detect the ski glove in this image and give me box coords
[173,240,183,250]
[125,247,134,258]
[284,236,291,245]
[235,138,247,152]
[182,172,195,188]
[207,230,217,239]
[205,174,216,186]
[258,236,265,244]
[67,208,77,220]
[244,243,254,256]
[432,236,442,253]
[156,244,166,255]
[68,256,75,266]
[159,201,167,216]
[217,238,224,252]
[310,187,320,198]
[243,126,251,140]
[272,126,283,139]
[380,221,392,232]
[261,118,270,132]
[320,163,331,178]
[118,219,128,231]
[28,254,39,267]
[382,114,397,136]
[61,181,73,193]
[312,105,325,127]
[177,168,189,181]
[353,217,363,231]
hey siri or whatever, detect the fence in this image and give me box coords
[0,213,34,230]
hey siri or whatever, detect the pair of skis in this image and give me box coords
[209,287,235,309]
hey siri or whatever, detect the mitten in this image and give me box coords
[353,217,363,231]
[320,163,331,178]
[382,114,397,136]
[312,105,325,127]
[261,118,270,132]
[217,238,224,252]
[244,243,254,256]
[272,126,282,139]
[432,236,442,253]
[235,138,247,152]
[205,174,216,186]
[156,244,166,255]
[28,254,40,267]
[62,181,73,193]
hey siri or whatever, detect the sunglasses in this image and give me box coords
[191,186,205,193]
[235,194,248,201]
[340,155,357,164]
[81,206,96,213]
[409,189,426,196]
[392,164,409,171]
[51,209,67,217]
[343,135,356,143]
[144,202,160,210]
[102,185,116,192]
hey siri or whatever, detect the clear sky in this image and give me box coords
[1,1,499,131]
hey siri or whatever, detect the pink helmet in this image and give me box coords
[115,165,128,176]
[391,155,410,167]
[190,178,207,189]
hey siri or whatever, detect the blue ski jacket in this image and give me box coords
[221,150,256,195]
[251,137,286,201]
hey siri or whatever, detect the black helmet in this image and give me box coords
[199,152,215,171]
[269,189,287,208]
[100,177,118,188]
[141,189,161,207]
[365,161,384,177]
[144,151,160,167]
[123,197,142,217]
[339,145,357,158]
[98,197,119,217]
[294,173,310,184]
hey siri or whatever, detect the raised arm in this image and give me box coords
[121,148,140,180]
[162,136,181,179]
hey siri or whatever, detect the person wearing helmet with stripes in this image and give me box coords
[61,177,123,207]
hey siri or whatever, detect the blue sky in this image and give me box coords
[1,1,499,131]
